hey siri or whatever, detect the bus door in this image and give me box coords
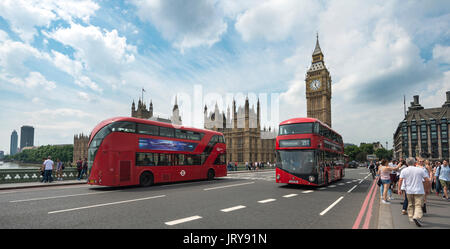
[116,151,133,186]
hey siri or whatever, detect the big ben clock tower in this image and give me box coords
[305,34,332,127]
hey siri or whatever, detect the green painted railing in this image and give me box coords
[0,168,80,184]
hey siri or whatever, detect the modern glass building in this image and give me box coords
[10,130,18,155]
[20,126,34,150]
[393,92,450,161]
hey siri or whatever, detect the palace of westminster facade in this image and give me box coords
[73,35,335,164]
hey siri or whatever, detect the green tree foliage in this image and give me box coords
[344,144,393,162]
[8,145,73,163]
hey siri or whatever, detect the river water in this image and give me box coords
[0,161,40,169]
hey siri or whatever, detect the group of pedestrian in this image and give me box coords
[244,161,273,171]
[39,156,88,183]
[373,157,449,227]
[40,156,65,183]
[76,158,88,180]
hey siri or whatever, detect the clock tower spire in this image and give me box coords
[305,33,332,127]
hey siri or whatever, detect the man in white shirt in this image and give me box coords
[398,157,430,227]
[42,156,54,183]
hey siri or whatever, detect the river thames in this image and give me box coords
[0,162,40,169]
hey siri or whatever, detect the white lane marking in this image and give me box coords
[203,181,255,191]
[48,195,166,214]
[346,181,352,184]
[221,205,246,213]
[347,185,358,193]
[302,190,314,193]
[283,194,298,198]
[165,215,202,226]
[0,184,90,195]
[320,196,344,216]
[258,198,276,203]
[359,179,364,184]
[328,185,336,188]
[338,183,345,185]
[10,190,120,203]
[318,187,327,190]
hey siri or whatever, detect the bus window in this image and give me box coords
[110,121,136,133]
[279,123,313,135]
[137,123,159,136]
[175,129,187,139]
[160,126,174,138]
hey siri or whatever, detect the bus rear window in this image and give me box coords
[279,123,313,135]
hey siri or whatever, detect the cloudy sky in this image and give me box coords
[0,0,449,154]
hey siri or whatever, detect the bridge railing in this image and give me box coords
[0,168,80,184]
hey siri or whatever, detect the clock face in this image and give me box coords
[310,79,321,90]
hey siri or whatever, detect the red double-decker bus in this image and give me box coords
[275,117,345,186]
[87,117,227,187]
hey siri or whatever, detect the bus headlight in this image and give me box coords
[309,176,315,182]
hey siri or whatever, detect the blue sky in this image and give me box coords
[0,0,449,155]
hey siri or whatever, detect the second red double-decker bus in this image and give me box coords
[275,117,345,186]
[87,117,227,187]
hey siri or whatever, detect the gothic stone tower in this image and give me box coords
[305,34,332,127]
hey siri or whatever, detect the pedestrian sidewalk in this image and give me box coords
[0,179,87,191]
[378,190,450,229]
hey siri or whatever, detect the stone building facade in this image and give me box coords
[204,97,276,164]
[73,133,89,163]
[393,92,450,161]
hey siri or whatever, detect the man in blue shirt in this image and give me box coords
[438,160,450,200]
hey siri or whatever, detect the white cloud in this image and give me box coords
[235,0,321,42]
[46,23,136,75]
[0,0,99,43]
[132,0,228,51]
[5,71,56,91]
[0,38,45,77]
[433,45,450,64]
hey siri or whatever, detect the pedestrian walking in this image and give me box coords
[80,157,88,179]
[56,158,63,181]
[435,161,443,197]
[378,159,401,203]
[396,160,409,215]
[369,161,376,179]
[397,157,430,227]
[42,156,54,183]
[438,160,450,200]
[76,158,83,180]
[418,159,432,213]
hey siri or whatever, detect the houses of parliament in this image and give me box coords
[73,35,333,164]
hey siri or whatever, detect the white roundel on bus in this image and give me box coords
[180,170,186,176]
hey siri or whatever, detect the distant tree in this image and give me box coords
[10,145,73,163]
[375,148,393,160]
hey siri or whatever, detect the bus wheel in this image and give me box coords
[139,171,154,187]
[207,169,215,180]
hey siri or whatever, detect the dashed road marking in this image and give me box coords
[48,195,166,214]
[221,205,246,213]
[320,196,344,216]
[283,194,298,198]
[165,215,202,226]
[258,198,276,203]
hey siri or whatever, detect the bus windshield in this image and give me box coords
[276,150,316,175]
[279,123,314,135]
